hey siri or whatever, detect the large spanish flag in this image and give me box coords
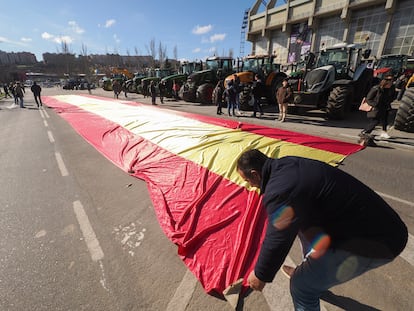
[44,95,363,297]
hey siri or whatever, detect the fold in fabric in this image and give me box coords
[44,95,363,297]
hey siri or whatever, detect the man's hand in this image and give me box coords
[247,270,265,291]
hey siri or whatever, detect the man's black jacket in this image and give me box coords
[255,156,408,282]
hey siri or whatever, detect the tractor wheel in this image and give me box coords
[239,85,254,111]
[326,86,350,119]
[181,84,196,102]
[394,87,414,133]
[197,83,214,105]
[127,83,136,93]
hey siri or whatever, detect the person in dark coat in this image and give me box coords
[149,80,157,105]
[30,82,42,108]
[360,75,396,140]
[276,78,293,122]
[223,80,237,116]
[251,74,264,118]
[213,80,224,115]
[236,149,407,311]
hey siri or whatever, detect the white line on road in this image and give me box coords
[376,191,414,207]
[39,109,45,119]
[55,152,69,176]
[47,130,55,143]
[43,120,48,127]
[166,269,197,311]
[43,108,50,118]
[400,233,414,267]
[73,200,104,262]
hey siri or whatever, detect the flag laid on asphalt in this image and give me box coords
[44,94,363,297]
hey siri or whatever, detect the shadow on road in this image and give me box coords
[321,290,382,311]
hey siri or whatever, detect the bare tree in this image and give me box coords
[173,45,178,70]
[158,42,167,68]
[80,43,88,56]
[146,38,156,67]
[81,42,89,75]
[173,45,178,60]
[61,40,71,54]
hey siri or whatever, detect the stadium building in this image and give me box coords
[246,0,414,64]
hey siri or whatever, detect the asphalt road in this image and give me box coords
[0,87,413,311]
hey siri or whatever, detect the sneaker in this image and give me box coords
[281,265,295,279]
[379,131,391,139]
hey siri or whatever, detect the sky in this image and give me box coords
[0,0,273,62]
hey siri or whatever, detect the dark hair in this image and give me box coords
[237,149,268,178]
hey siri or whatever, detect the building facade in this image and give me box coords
[246,0,414,64]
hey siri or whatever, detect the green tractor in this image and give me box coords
[125,73,146,93]
[160,61,203,99]
[137,68,174,96]
[289,43,373,119]
[180,56,234,104]
[223,54,287,110]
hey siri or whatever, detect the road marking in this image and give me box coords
[376,191,414,207]
[55,152,69,176]
[166,269,197,311]
[43,108,50,118]
[400,233,414,267]
[73,200,104,262]
[43,120,48,127]
[39,109,45,119]
[47,130,55,143]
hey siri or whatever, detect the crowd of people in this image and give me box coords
[214,71,413,147]
[1,81,43,109]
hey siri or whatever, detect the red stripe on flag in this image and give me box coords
[43,95,362,297]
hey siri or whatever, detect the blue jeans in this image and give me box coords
[227,100,235,115]
[19,97,24,108]
[290,247,393,311]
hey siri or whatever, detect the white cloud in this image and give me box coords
[68,21,85,34]
[21,37,32,42]
[41,32,54,40]
[192,25,212,35]
[105,19,116,28]
[192,47,201,53]
[42,32,73,44]
[55,35,73,44]
[210,33,226,43]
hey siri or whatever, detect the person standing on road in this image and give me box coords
[276,78,293,122]
[30,82,42,108]
[223,80,237,116]
[236,149,407,311]
[213,80,224,115]
[172,80,180,100]
[158,80,166,104]
[251,74,264,118]
[15,82,25,108]
[112,80,121,99]
[3,83,11,98]
[149,80,157,105]
[360,75,396,140]
[233,74,242,116]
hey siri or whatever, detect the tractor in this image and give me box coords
[373,54,414,81]
[223,54,288,110]
[394,73,414,133]
[160,61,203,99]
[289,43,373,119]
[180,56,234,104]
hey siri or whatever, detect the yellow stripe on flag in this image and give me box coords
[51,95,346,190]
